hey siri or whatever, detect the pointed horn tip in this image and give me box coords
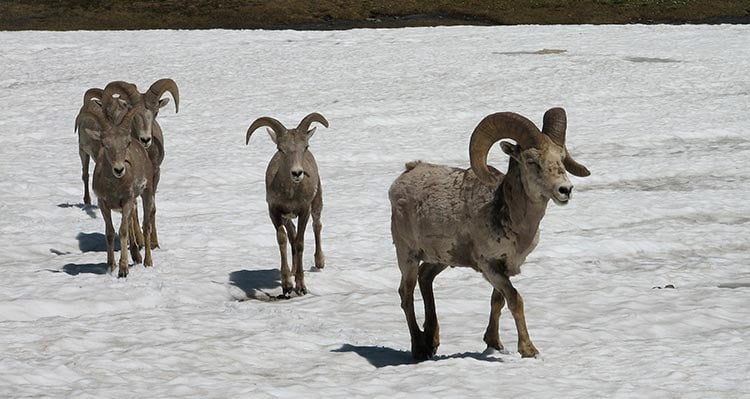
[246,117,280,144]
[564,155,591,177]
[576,166,592,177]
[245,129,252,145]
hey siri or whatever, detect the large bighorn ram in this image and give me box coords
[76,105,155,278]
[93,79,180,248]
[245,113,328,296]
[389,108,590,360]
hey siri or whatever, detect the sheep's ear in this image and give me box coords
[307,127,317,139]
[266,127,278,144]
[84,127,102,141]
[500,141,519,158]
[158,98,170,109]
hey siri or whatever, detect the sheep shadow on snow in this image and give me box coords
[57,202,98,219]
[76,232,120,253]
[331,344,504,368]
[228,269,288,301]
[60,263,109,275]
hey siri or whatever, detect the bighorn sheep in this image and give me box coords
[76,105,155,278]
[94,79,180,248]
[245,113,328,296]
[389,108,590,360]
[76,86,129,206]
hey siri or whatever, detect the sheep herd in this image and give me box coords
[75,78,590,360]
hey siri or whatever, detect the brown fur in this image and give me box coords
[81,110,155,278]
[246,113,328,296]
[389,109,589,360]
[94,80,178,248]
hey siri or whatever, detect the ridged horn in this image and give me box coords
[145,78,179,113]
[541,107,566,147]
[75,106,110,134]
[246,117,287,145]
[103,81,142,107]
[296,112,329,132]
[83,88,103,104]
[469,112,543,185]
[563,153,591,177]
[541,107,591,177]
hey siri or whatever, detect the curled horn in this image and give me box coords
[145,78,179,113]
[83,88,103,104]
[469,112,542,185]
[75,106,110,134]
[296,112,329,132]
[541,107,591,177]
[246,117,287,145]
[541,107,567,146]
[103,81,142,107]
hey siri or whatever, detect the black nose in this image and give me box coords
[113,167,124,176]
[558,186,573,196]
[140,137,151,146]
[291,170,304,178]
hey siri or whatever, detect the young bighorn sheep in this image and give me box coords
[76,105,155,278]
[389,108,590,360]
[245,113,328,296]
[76,86,130,206]
[99,79,179,248]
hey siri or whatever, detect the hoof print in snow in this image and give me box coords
[652,284,676,289]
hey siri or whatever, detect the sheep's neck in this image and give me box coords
[491,161,547,251]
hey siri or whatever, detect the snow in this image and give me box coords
[1,24,750,398]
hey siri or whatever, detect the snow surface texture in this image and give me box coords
[1,25,749,398]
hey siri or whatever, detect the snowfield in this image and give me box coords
[1,24,749,398]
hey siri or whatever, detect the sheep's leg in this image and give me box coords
[80,150,91,205]
[485,271,538,357]
[99,200,117,272]
[117,201,133,278]
[128,211,142,265]
[150,214,159,249]
[483,288,506,351]
[311,185,324,270]
[150,167,160,248]
[130,203,144,249]
[141,191,154,268]
[270,211,293,295]
[396,245,430,360]
[292,211,310,295]
[418,262,448,357]
[284,220,297,243]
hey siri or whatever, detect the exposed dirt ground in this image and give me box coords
[1,0,749,30]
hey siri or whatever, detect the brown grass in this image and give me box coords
[0,0,748,30]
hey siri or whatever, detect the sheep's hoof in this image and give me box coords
[518,342,539,358]
[118,268,128,278]
[483,334,504,352]
[295,286,308,296]
[411,334,437,361]
[411,346,434,362]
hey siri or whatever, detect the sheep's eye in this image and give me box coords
[305,146,309,151]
